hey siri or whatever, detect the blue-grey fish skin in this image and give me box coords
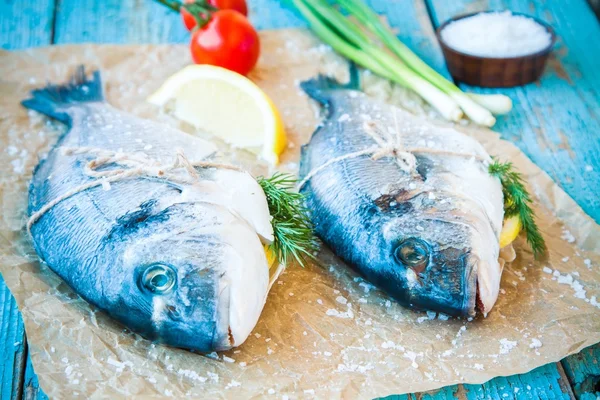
[299,76,503,317]
[24,67,270,351]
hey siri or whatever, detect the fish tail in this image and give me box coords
[300,62,360,105]
[21,65,103,124]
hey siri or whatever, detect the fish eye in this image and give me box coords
[141,264,176,294]
[394,238,430,269]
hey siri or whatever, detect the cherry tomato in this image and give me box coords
[190,9,260,75]
[181,0,248,31]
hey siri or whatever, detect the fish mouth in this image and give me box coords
[461,253,479,316]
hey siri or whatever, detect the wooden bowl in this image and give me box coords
[436,12,556,88]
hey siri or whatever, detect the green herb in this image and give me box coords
[257,173,318,266]
[488,159,546,258]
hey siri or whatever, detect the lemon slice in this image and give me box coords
[148,65,287,165]
[499,215,522,248]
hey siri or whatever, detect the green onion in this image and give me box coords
[288,0,513,125]
[335,0,504,126]
[467,93,513,115]
[292,0,463,122]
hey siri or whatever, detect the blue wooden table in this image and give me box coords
[1,0,599,399]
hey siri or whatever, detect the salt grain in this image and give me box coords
[561,229,576,243]
[499,338,518,354]
[529,338,542,349]
[438,313,450,321]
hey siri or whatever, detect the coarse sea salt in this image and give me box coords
[441,11,552,58]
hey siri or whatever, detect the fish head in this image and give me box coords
[379,215,479,317]
[104,201,269,352]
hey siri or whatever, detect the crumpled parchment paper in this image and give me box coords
[0,29,599,399]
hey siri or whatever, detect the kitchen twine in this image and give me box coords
[297,120,486,190]
[26,146,244,234]
[28,119,485,233]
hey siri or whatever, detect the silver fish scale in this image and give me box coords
[300,87,504,316]
[28,102,243,351]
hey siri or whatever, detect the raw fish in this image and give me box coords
[299,73,504,316]
[24,67,274,351]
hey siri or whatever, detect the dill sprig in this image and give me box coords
[488,159,546,259]
[257,173,318,266]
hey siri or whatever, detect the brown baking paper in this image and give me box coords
[0,29,599,399]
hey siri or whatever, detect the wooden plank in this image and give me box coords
[0,1,55,399]
[425,0,600,224]
[22,349,48,400]
[0,276,27,400]
[461,363,575,399]
[426,1,600,398]
[53,0,189,44]
[4,1,596,399]
[0,1,55,49]
[561,343,600,399]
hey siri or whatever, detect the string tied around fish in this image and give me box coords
[26,146,245,235]
[26,146,318,266]
[297,119,487,190]
[298,116,546,258]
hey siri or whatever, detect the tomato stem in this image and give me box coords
[183,1,219,29]
[153,0,182,12]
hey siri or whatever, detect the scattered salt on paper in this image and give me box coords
[207,372,219,383]
[529,338,542,349]
[358,282,375,294]
[543,266,553,274]
[561,229,576,243]
[325,303,354,319]
[222,356,235,363]
[226,380,241,389]
[178,369,207,382]
[404,351,420,369]
[336,296,347,305]
[6,145,18,156]
[107,357,133,373]
[499,339,518,354]
[552,269,595,304]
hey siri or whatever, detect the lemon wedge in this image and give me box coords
[148,65,287,165]
[499,215,522,248]
[264,245,277,269]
